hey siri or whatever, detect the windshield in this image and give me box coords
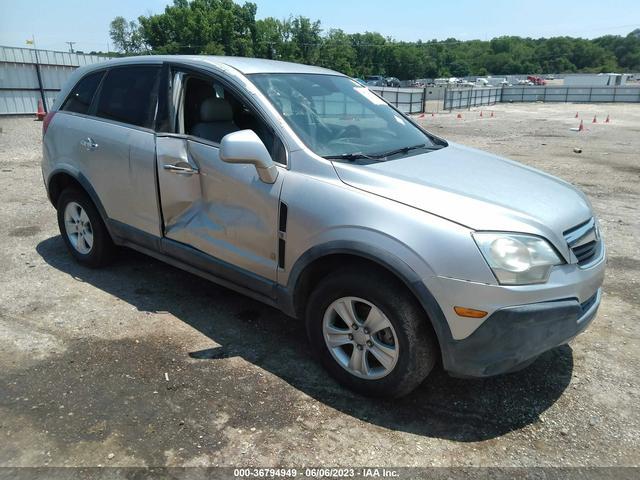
[248,73,440,161]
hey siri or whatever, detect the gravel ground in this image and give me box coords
[0,103,638,469]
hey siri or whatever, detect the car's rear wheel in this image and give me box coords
[57,188,114,267]
[306,269,438,397]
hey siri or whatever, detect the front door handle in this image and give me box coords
[163,163,199,175]
[80,137,99,151]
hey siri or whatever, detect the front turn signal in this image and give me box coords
[454,306,488,318]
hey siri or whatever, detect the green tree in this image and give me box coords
[289,16,322,64]
[319,29,356,75]
[351,32,388,76]
[137,0,256,55]
[114,3,640,78]
[109,16,145,54]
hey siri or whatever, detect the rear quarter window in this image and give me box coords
[95,66,160,128]
[61,71,104,114]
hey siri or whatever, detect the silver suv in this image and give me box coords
[42,56,605,397]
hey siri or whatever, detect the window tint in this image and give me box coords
[62,71,104,114]
[95,67,160,128]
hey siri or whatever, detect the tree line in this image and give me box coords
[108,0,640,79]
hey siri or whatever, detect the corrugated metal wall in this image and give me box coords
[0,45,111,115]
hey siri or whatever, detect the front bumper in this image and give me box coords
[442,288,601,377]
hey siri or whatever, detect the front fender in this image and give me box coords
[279,236,453,357]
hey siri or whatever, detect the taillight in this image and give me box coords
[42,111,57,137]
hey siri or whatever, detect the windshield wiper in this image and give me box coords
[368,143,441,159]
[322,152,376,161]
[323,143,443,162]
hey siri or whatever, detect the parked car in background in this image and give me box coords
[434,77,458,86]
[42,56,605,398]
[365,75,386,86]
[386,77,401,87]
[527,75,547,86]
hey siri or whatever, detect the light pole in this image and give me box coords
[27,35,48,114]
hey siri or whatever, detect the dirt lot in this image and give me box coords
[0,102,638,470]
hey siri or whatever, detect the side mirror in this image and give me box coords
[219,130,279,184]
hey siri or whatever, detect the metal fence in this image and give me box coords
[0,45,110,115]
[4,44,639,116]
[501,86,640,103]
[369,86,425,113]
[445,85,640,110]
[443,87,502,110]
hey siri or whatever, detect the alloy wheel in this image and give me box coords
[322,296,399,380]
[64,201,94,254]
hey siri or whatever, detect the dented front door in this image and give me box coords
[156,135,283,281]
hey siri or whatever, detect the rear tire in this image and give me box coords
[56,188,114,268]
[305,269,438,398]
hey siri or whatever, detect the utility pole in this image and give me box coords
[30,35,48,114]
[66,41,76,53]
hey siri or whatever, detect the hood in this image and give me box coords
[332,142,593,251]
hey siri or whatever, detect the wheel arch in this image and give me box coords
[47,168,114,239]
[47,169,108,219]
[283,241,454,355]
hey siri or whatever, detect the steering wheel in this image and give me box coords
[336,124,362,139]
[292,98,334,143]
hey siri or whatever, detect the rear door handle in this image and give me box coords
[80,137,99,151]
[163,163,199,175]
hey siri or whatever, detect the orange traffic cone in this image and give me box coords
[456,113,463,119]
[36,99,45,121]
[419,113,425,119]
[575,112,579,118]
[605,114,610,123]
[578,119,584,132]
[592,115,597,123]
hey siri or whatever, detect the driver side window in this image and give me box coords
[174,72,286,165]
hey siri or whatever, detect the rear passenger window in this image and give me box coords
[62,71,104,114]
[95,66,160,128]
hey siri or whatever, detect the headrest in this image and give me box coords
[200,97,233,122]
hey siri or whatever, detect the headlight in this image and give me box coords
[472,232,563,285]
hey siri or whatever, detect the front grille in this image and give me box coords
[564,218,601,266]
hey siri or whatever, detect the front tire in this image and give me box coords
[56,188,114,268]
[306,269,438,398]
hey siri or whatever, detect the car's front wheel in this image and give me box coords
[306,269,438,397]
[56,188,114,268]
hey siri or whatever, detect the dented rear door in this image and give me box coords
[156,135,283,282]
